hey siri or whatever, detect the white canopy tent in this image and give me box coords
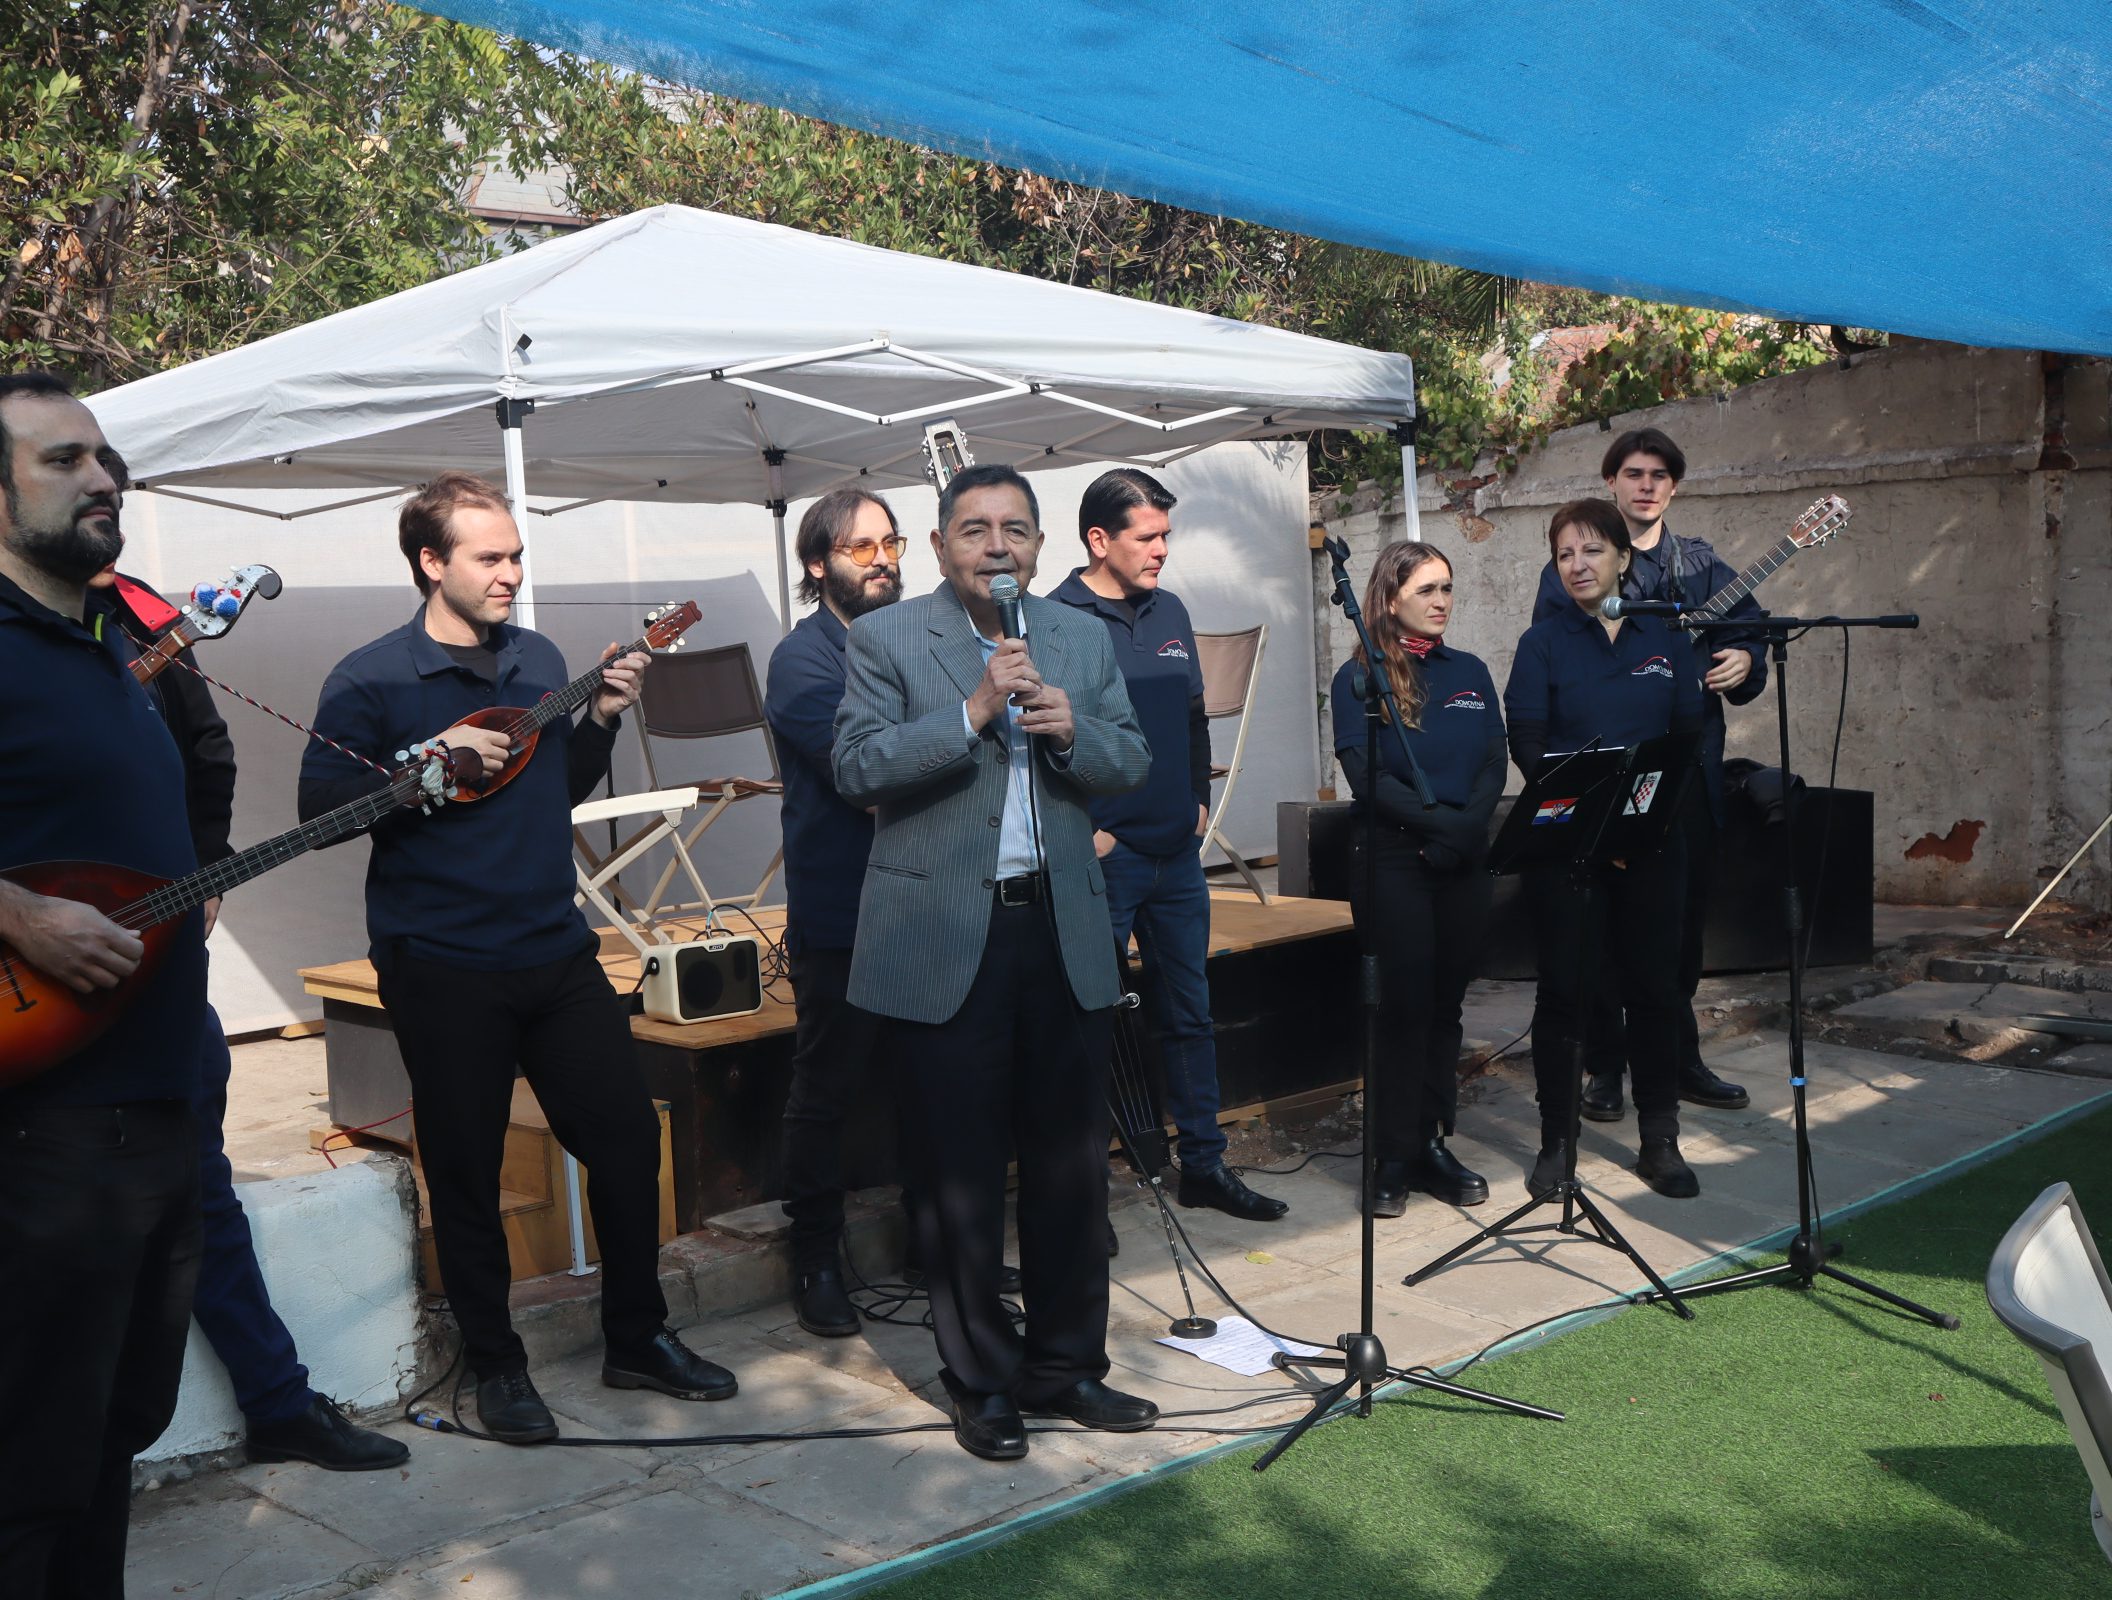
[89,204,1418,627]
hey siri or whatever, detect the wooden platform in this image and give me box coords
[300,891,1358,1231]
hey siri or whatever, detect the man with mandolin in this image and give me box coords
[0,372,209,1597]
[297,470,736,1445]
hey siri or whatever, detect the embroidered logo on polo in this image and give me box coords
[1441,689,1486,711]
[1632,655,1675,679]
[1155,640,1191,660]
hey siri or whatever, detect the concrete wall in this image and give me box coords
[122,441,1316,1034]
[1310,341,2112,909]
[147,1158,422,1463]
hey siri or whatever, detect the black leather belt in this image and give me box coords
[994,872,1046,907]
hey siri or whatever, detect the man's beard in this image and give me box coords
[3,498,123,584]
[826,561,900,619]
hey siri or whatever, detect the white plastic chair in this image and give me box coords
[1196,623,1269,904]
[1986,1180,2112,1564]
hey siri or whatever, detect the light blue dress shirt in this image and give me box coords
[961,623,1043,878]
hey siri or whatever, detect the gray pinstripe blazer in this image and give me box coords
[832,581,1150,1025]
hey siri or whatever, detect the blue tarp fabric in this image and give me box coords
[419,1,2112,356]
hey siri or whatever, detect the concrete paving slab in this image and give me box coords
[415,1484,857,1598]
[124,1479,386,1600]
[1834,979,2112,1050]
[703,1398,1099,1560]
[233,1421,644,1560]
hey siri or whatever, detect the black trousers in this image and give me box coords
[780,945,902,1270]
[375,942,668,1378]
[889,896,1114,1404]
[0,1100,200,1600]
[1528,827,1688,1145]
[1589,781,1715,1079]
[1348,832,1490,1161]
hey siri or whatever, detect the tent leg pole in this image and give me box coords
[498,396,536,632]
[764,444,791,635]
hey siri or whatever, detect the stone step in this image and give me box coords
[1925,953,2112,994]
[1831,979,2112,1056]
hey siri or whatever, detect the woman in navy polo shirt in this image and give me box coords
[1505,499,1705,1199]
[1331,541,1506,1216]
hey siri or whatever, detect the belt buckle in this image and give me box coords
[998,874,1035,907]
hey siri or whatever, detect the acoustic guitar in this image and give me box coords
[0,600,700,1086]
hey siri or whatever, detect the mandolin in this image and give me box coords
[121,564,282,687]
[439,600,701,801]
[0,600,701,1086]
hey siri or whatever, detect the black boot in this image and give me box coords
[793,1263,860,1338]
[1637,1137,1701,1198]
[1580,1073,1625,1122]
[245,1395,409,1471]
[1527,1140,1571,1201]
[1405,1137,1489,1207]
[1679,1062,1750,1110]
[475,1370,558,1445]
[1368,1159,1410,1219]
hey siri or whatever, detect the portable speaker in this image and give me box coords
[640,936,764,1024]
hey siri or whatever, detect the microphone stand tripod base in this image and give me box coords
[1169,1316,1218,1340]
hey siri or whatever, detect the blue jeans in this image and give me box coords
[1100,841,1228,1172]
[193,1003,315,1424]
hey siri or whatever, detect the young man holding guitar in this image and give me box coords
[1530,427,1768,1118]
[0,372,208,1598]
[298,471,735,1444]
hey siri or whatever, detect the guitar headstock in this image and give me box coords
[182,563,284,639]
[643,600,702,652]
[1789,494,1851,551]
[920,419,973,490]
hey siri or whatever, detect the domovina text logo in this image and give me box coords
[1441,689,1486,711]
[1632,655,1675,679]
[1155,639,1191,660]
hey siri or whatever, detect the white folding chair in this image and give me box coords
[570,786,710,961]
[1986,1180,2112,1564]
[1196,623,1270,904]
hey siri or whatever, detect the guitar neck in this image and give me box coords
[126,619,200,687]
[509,632,655,740]
[114,766,427,932]
[1697,533,1801,620]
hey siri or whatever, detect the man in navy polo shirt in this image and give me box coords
[1053,469,1287,1224]
[0,372,206,1596]
[764,487,907,1338]
[1529,427,1767,1120]
[299,471,736,1445]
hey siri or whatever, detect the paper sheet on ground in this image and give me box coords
[1156,1315,1327,1377]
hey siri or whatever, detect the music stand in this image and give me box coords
[1402,732,1701,1319]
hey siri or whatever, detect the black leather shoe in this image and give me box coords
[1637,1137,1701,1198]
[476,1370,558,1445]
[940,1369,1027,1460]
[1368,1159,1410,1219]
[246,1395,409,1472]
[1023,1377,1159,1433]
[1580,1073,1626,1123]
[1177,1164,1290,1221]
[1679,1062,1751,1110]
[603,1327,738,1401]
[794,1265,860,1338]
[1406,1138,1490,1207]
[1527,1141,1571,1201]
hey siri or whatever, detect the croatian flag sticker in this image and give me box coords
[1533,797,1578,826]
[1624,772,1662,816]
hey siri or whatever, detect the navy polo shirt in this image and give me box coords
[1051,571,1208,857]
[1505,607,1705,763]
[1330,646,1504,808]
[0,573,204,1107]
[297,613,617,970]
[764,606,874,955]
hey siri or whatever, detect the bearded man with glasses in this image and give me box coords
[764,488,913,1336]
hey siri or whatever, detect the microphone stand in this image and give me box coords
[1254,537,1559,1474]
[1634,613,1956,1330]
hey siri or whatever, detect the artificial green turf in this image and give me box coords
[871,1101,2112,1600]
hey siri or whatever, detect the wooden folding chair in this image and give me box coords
[571,786,710,960]
[1196,623,1270,904]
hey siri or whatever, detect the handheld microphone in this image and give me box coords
[1599,595,1689,620]
[988,574,1024,640]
